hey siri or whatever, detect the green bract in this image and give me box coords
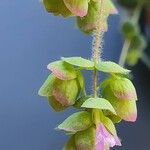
[63,0,89,17]
[47,60,77,80]
[109,76,137,100]
[75,126,95,150]
[38,74,56,97]
[57,111,92,133]
[81,97,116,114]
[38,71,83,111]
[76,0,101,34]
[63,136,76,150]
[42,0,117,34]
[42,0,72,17]
[101,115,117,135]
[77,0,117,33]
[101,77,137,122]
[96,61,130,74]
[62,57,94,70]
[48,96,66,111]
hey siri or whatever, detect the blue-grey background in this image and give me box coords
[0,0,150,150]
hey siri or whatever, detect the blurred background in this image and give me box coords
[0,0,150,150]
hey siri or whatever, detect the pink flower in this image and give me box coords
[96,124,121,150]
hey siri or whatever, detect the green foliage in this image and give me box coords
[81,97,116,114]
[39,0,139,149]
[62,57,94,70]
[96,61,130,74]
[57,111,92,133]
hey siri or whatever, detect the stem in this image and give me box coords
[119,4,142,67]
[92,0,104,124]
[119,39,131,67]
[92,0,104,98]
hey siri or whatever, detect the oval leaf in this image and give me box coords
[62,57,94,70]
[96,61,130,74]
[47,60,77,80]
[57,111,92,133]
[81,98,116,114]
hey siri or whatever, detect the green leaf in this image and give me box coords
[57,111,92,133]
[42,0,72,17]
[62,57,94,70]
[47,60,77,80]
[38,74,56,97]
[96,61,130,74]
[75,126,95,150]
[63,136,77,150]
[81,97,116,114]
[63,0,89,17]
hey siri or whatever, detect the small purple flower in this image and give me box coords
[96,123,121,150]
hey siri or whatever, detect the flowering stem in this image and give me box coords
[92,0,104,123]
[119,4,142,67]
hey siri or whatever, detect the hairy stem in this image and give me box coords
[92,0,104,124]
[92,0,104,98]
